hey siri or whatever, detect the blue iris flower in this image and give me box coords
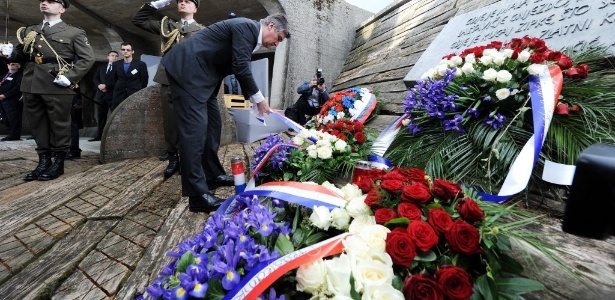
[484,113,506,129]
[212,241,241,290]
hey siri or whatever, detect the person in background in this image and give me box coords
[132,0,203,178]
[0,59,24,141]
[285,71,329,125]
[4,0,95,181]
[161,13,290,212]
[89,50,118,142]
[109,42,148,112]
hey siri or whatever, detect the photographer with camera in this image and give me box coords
[285,69,330,125]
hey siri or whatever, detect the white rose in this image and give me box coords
[492,53,506,66]
[503,48,514,58]
[517,50,531,62]
[496,70,512,83]
[439,58,450,65]
[454,67,463,77]
[357,225,391,253]
[348,215,376,234]
[309,206,332,230]
[308,149,318,159]
[483,48,498,57]
[334,139,348,152]
[496,88,511,100]
[343,235,371,260]
[324,254,352,296]
[353,260,394,293]
[480,55,493,65]
[436,64,449,76]
[317,145,333,159]
[331,208,351,230]
[450,55,463,66]
[292,136,305,145]
[363,285,405,300]
[368,251,393,267]
[296,259,327,294]
[482,68,498,81]
[527,63,544,75]
[465,53,476,64]
[316,138,330,147]
[345,195,372,218]
[340,183,363,200]
[420,68,436,80]
[461,62,475,74]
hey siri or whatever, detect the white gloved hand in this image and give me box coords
[150,0,172,9]
[1,43,13,56]
[53,75,72,87]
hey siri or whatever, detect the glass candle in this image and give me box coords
[352,161,372,185]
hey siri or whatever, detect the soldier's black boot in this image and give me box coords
[38,152,66,181]
[24,152,52,181]
[164,152,180,178]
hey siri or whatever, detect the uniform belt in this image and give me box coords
[33,57,74,64]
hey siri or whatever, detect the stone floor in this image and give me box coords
[1,135,615,299]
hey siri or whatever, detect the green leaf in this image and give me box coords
[476,274,498,300]
[292,206,300,232]
[275,233,295,255]
[498,253,524,274]
[384,217,410,228]
[415,250,437,262]
[304,232,328,246]
[176,251,194,273]
[392,275,404,290]
[291,227,306,248]
[496,277,545,294]
[205,279,225,300]
[283,172,294,181]
[349,274,361,300]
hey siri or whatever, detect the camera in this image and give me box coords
[316,68,325,85]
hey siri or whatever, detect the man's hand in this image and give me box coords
[150,0,172,9]
[53,75,72,87]
[98,83,107,92]
[256,100,271,116]
[316,83,326,92]
[309,79,318,88]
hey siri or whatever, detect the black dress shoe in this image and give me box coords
[65,152,81,160]
[0,136,21,141]
[207,174,234,190]
[189,193,225,213]
[88,138,100,142]
[163,152,179,178]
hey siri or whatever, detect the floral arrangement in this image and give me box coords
[387,37,615,192]
[311,87,378,126]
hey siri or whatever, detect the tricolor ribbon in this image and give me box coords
[269,110,318,143]
[369,114,410,170]
[223,233,350,300]
[243,181,348,210]
[352,91,378,123]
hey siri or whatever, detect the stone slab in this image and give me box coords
[405,0,615,81]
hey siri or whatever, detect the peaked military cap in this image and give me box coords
[48,0,70,9]
[178,0,199,8]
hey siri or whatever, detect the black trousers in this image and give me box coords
[293,98,321,125]
[95,95,111,139]
[24,93,72,154]
[0,96,23,138]
[167,75,225,197]
[70,104,81,154]
[160,84,179,153]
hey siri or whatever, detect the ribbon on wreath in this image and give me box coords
[368,114,410,169]
[351,90,378,123]
[223,233,350,300]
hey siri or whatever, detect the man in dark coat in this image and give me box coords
[89,50,118,141]
[132,0,203,178]
[109,42,148,111]
[5,0,95,181]
[0,59,23,141]
[161,13,290,212]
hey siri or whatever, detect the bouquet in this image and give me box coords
[386,36,615,192]
[311,87,378,126]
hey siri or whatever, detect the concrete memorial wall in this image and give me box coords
[405,0,615,81]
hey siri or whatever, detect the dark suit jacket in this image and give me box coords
[0,70,23,102]
[161,17,260,101]
[109,59,149,103]
[132,4,204,85]
[93,63,115,101]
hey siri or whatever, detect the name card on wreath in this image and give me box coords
[405,0,615,82]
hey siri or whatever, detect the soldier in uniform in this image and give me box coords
[7,0,95,181]
[132,0,206,179]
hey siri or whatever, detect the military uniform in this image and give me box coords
[13,19,95,180]
[132,2,203,178]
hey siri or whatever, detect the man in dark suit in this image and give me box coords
[89,50,118,141]
[161,13,290,212]
[132,0,204,178]
[0,59,23,141]
[109,42,149,112]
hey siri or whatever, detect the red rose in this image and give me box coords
[508,37,522,48]
[402,274,444,300]
[386,229,417,267]
[546,50,562,62]
[408,220,439,252]
[345,124,354,131]
[368,168,387,181]
[557,54,574,70]
[364,188,383,207]
[488,40,502,49]
[354,122,364,132]
[381,179,405,192]
[431,179,463,201]
[397,203,423,221]
[530,52,547,64]
[401,183,432,205]
[456,198,485,223]
[566,64,589,79]
[435,266,474,300]
[383,170,407,182]
[555,103,569,116]
[442,52,456,59]
[407,168,428,185]
[445,219,482,255]
[354,132,366,143]
[375,208,397,224]
[357,177,373,193]
[337,133,347,141]
[428,208,454,236]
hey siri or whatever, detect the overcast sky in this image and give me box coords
[345,0,395,13]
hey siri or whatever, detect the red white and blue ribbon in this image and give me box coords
[223,233,350,300]
[242,181,348,210]
[480,65,562,203]
[269,110,318,143]
[368,114,410,170]
[352,91,378,123]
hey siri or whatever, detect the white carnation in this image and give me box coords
[496,88,511,100]
[482,68,498,81]
[496,70,512,83]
